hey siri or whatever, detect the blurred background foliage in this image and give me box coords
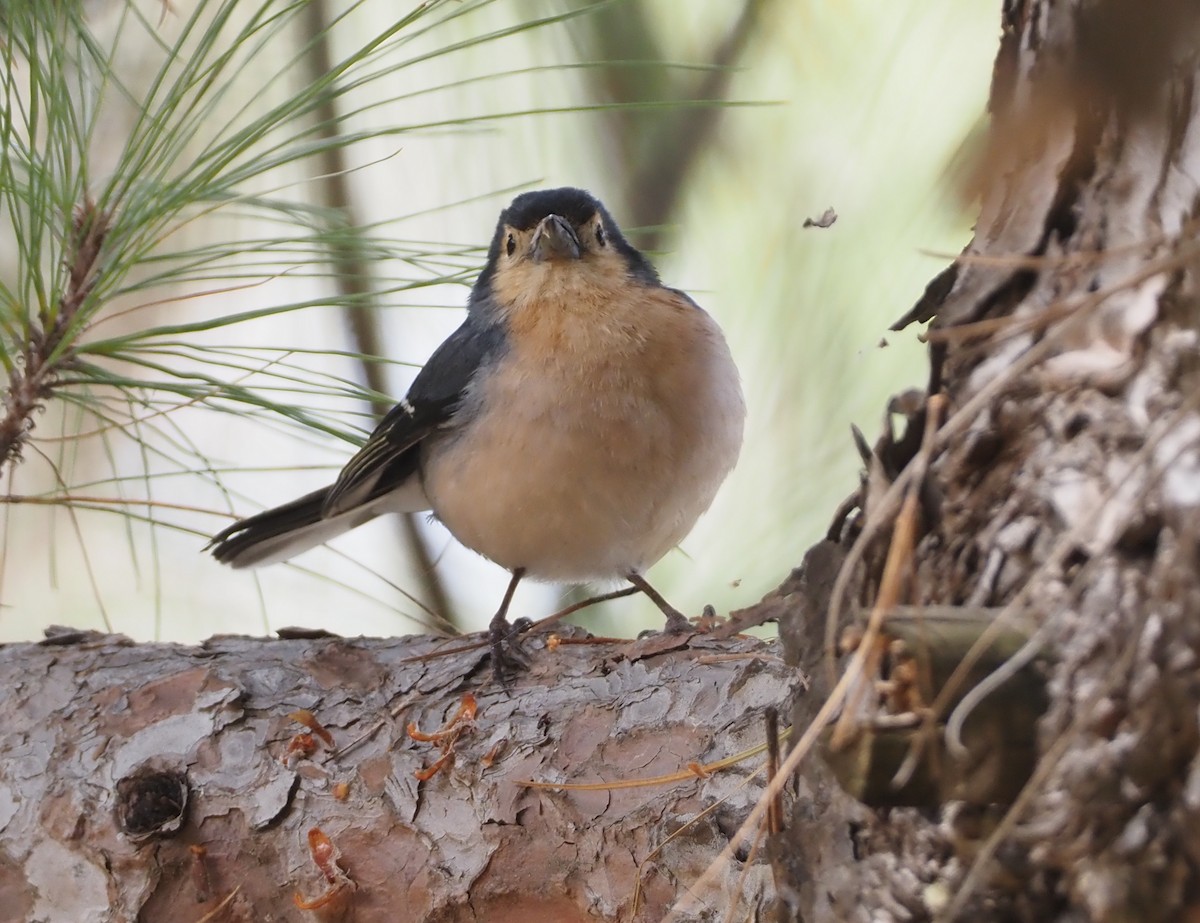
[0,0,995,643]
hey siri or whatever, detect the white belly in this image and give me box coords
[421,303,743,582]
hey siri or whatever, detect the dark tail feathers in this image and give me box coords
[207,487,336,568]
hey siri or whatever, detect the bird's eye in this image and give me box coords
[595,222,606,247]
[506,233,516,257]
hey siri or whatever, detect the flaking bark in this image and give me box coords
[0,629,796,922]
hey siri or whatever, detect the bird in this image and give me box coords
[208,187,745,678]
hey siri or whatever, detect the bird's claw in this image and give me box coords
[663,610,693,635]
[489,619,532,686]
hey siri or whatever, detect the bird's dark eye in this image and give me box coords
[506,233,516,257]
[595,222,606,247]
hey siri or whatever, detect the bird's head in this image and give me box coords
[473,188,658,313]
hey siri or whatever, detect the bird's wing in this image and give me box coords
[322,315,507,516]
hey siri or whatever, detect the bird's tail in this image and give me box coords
[207,487,344,568]
[208,464,430,568]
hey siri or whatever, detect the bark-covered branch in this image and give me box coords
[0,629,796,922]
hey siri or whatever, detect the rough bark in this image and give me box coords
[774,1,1200,921]
[0,628,797,922]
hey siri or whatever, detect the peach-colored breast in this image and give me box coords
[420,272,744,583]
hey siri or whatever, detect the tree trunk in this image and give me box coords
[774,2,1200,921]
[0,629,796,922]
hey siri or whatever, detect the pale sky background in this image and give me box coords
[0,0,997,642]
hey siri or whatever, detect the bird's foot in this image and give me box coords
[662,609,694,635]
[489,617,533,686]
[627,572,700,637]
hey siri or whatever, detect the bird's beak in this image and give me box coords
[530,214,582,262]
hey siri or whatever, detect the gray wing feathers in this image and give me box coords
[321,432,413,517]
[209,311,506,566]
[323,314,507,517]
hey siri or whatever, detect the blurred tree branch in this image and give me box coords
[298,0,456,630]
[570,0,771,252]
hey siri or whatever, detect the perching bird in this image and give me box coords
[209,187,745,676]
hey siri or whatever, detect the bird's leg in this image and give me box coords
[542,585,641,625]
[489,568,529,683]
[627,572,692,634]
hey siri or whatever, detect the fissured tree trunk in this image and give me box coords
[775,2,1200,921]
